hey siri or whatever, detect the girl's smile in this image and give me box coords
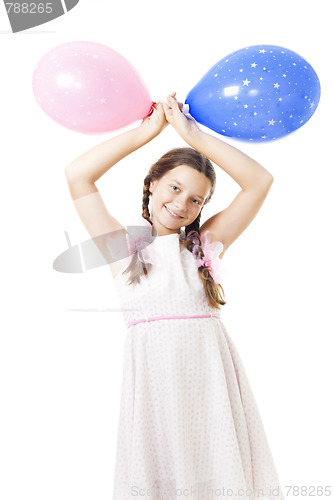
[164,205,184,219]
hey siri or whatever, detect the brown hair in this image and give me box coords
[122,147,226,308]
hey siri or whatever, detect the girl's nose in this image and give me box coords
[174,199,187,212]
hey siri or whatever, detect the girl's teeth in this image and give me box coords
[165,206,181,218]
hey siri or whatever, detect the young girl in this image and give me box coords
[65,92,284,500]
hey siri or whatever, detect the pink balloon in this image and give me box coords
[32,41,153,134]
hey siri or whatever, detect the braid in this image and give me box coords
[180,211,226,307]
[185,211,202,239]
[142,175,153,225]
[120,174,153,286]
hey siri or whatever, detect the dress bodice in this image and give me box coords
[111,227,224,328]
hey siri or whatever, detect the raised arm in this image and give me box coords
[65,102,167,199]
[65,102,168,225]
[64,102,168,277]
[162,94,274,254]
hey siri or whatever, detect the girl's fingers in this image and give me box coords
[167,94,177,106]
[162,101,172,114]
[167,94,184,115]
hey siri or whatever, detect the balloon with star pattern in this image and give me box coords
[185,45,321,142]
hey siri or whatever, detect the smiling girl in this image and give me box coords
[65,92,284,500]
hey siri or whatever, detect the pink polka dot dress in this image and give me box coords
[109,223,284,500]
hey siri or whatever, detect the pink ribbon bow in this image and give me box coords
[186,230,224,284]
[127,217,161,267]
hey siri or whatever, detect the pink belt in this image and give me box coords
[127,313,221,328]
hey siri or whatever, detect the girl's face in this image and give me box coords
[149,165,212,236]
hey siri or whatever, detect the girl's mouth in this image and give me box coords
[164,205,183,219]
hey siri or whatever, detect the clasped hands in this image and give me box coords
[140,92,200,141]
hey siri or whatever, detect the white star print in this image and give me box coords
[310,102,315,108]
[243,79,251,86]
[274,83,280,89]
[268,119,276,125]
[251,63,257,68]
[239,69,244,72]
[244,104,249,108]
[259,49,267,54]
[282,74,287,78]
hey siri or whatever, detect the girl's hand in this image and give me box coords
[162,92,200,141]
[139,101,169,139]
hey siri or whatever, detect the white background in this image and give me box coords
[0,0,332,499]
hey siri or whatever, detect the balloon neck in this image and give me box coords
[145,102,156,118]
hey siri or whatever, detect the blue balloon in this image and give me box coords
[185,45,321,142]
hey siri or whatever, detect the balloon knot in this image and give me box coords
[145,102,157,118]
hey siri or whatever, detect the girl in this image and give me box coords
[65,92,284,500]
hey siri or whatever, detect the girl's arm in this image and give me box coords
[162,94,274,254]
[64,103,168,277]
[65,102,167,196]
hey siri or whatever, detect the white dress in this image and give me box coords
[109,224,284,500]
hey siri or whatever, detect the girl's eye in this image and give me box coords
[171,186,200,205]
